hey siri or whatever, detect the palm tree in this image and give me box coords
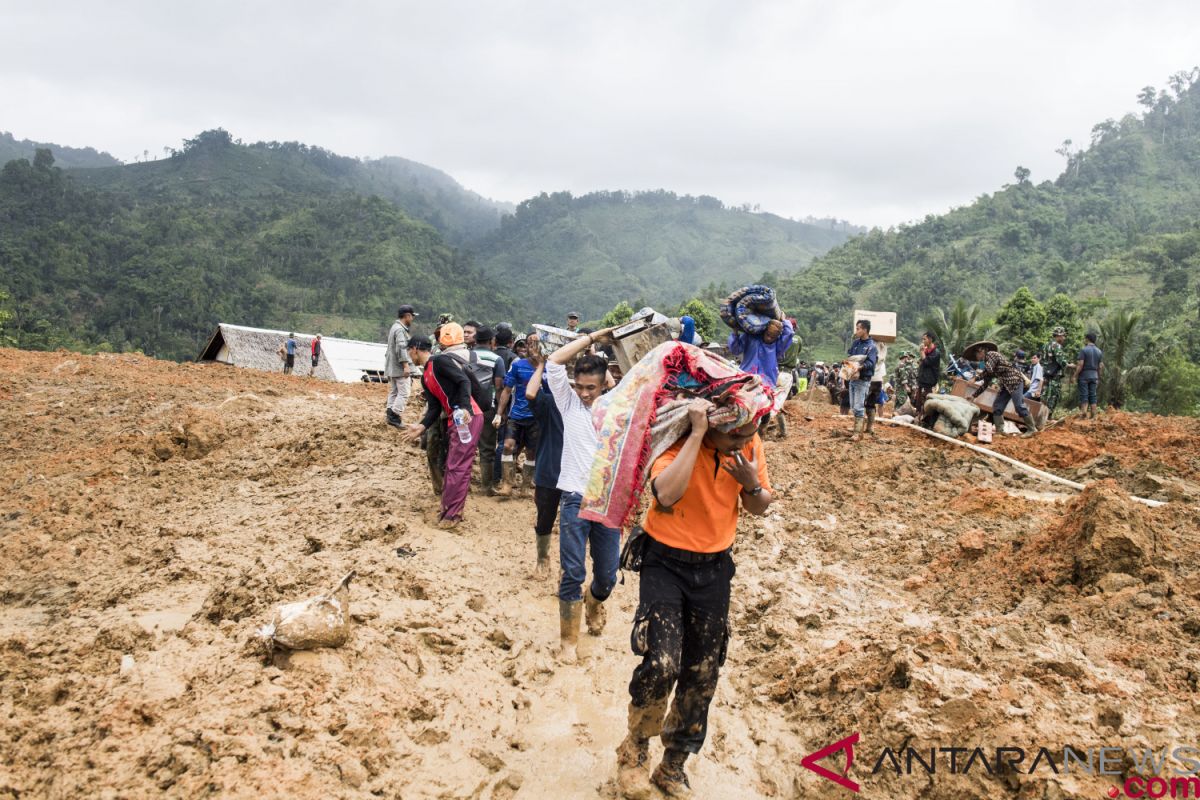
[919,300,1007,359]
[1097,309,1143,409]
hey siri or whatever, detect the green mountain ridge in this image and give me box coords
[778,69,1200,389]
[0,128,857,361]
[0,135,523,359]
[0,131,121,170]
[69,130,512,245]
[472,189,855,320]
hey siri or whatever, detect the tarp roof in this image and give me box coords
[198,323,386,383]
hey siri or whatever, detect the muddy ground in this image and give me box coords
[2,349,1199,799]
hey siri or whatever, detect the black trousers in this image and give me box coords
[533,485,562,537]
[628,544,734,754]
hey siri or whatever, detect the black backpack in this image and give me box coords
[466,350,498,400]
[455,353,494,414]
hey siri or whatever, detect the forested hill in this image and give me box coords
[0,131,121,169]
[471,190,855,320]
[69,130,512,245]
[0,135,524,360]
[779,69,1200,370]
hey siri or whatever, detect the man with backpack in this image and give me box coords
[470,327,506,494]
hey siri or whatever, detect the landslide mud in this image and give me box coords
[1,351,1198,799]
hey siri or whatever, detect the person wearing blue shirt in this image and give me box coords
[1075,332,1104,419]
[846,319,878,441]
[727,319,794,388]
[278,333,298,374]
[491,333,542,496]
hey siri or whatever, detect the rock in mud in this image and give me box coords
[957,529,987,558]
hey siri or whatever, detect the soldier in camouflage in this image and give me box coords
[894,352,917,409]
[1040,327,1069,415]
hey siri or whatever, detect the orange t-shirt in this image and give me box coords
[642,434,771,554]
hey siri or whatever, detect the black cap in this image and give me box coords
[398,304,418,317]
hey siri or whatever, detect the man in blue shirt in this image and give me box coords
[492,333,542,496]
[1075,332,1104,419]
[278,333,297,375]
[846,319,878,441]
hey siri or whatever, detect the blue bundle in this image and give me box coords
[720,284,783,335]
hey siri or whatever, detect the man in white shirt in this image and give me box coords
[547,326,619,664]
[1024,352,1045,400]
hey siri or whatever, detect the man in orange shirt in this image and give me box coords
[616,399,774,799]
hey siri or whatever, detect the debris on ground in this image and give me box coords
[2,350,1199,799]
[260,571,356,650]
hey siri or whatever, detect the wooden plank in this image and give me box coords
[950,377,1049,426]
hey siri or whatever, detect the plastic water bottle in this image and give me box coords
[452,408,473,444]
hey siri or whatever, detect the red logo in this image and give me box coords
[801,732,861,793]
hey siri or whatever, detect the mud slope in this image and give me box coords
[1,350,1198,799]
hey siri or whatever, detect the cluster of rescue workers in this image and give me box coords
[363,292,1103,798]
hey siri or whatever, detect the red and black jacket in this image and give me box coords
[420,354,483,429]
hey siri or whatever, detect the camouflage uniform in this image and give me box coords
[895,355,917,407]
[1041,334,1069,414]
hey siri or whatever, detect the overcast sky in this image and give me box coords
[3,0,1199,228]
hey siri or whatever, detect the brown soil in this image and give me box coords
[2,357,1199,799]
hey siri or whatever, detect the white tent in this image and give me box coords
[198,323,387,383]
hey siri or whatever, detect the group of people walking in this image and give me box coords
[378,304,776,798]
[823,320,1105,440]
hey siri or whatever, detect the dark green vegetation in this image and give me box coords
[0,129,848,361]
[471,190,853,320]
[0,131,120,170]
[0,132,519,358]
[69,130,512,245]
[766,68,1200,414]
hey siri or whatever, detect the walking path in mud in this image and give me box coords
[2,349,1199,799]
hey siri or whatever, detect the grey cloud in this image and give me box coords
[2,0,1199,226]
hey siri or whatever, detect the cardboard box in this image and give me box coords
[612,320,673,374]
[531,323,580,356]
[852,309,897,343]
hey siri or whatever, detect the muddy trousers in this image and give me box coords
[426,415,448,491]
[534,485,562,537]
[627,544,734,755]
[848,379,871,418]
[387,375,411,415]
[440,414,483,521]
[913,384,934,421]
[477,410,498,489]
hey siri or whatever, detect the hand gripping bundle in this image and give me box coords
[720,285,783,336]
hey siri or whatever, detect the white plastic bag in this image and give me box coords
[259,571,355,650]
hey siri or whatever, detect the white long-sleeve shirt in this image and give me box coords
[546,361,600,495]
[1027,362,1044,395]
